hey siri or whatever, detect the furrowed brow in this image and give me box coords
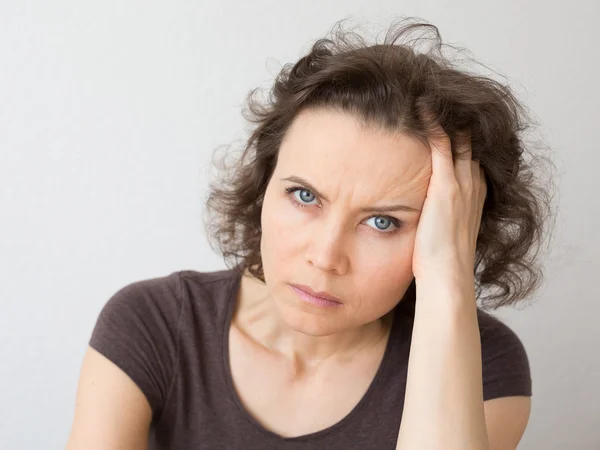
[280,176,421,213]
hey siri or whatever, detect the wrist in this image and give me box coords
[415,274,477,309]
[415,270,475,290]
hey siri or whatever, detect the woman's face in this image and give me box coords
[260,107,432,336]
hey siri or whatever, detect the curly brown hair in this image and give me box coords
[203,16,557,310]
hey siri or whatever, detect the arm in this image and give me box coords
[484,396,531,450]
[66,346,152,450]
[396,117,530,449]
[396,281,489,450]
[397,281,530,450]
[66,274,181,449]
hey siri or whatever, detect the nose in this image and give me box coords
[304,218,349,275]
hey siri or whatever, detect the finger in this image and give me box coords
[474,164,487,245]
[454,129,473,187]
[472,161,482,220]
[478,165,488,211]
[422,116,456,183]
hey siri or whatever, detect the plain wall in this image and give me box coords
[1,1,598,448]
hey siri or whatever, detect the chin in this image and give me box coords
[274,292,347,337]
[281,313,341,337]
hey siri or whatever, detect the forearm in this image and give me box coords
[396,277,489,450]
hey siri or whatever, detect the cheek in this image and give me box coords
[262,193,306,243]
[355,263,414,314]
[367,261,413,289]
[355,230,416,270]
[354,237,416,303]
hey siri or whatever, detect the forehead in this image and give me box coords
[277,108,431,192]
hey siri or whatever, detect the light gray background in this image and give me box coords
[1,1,597,449]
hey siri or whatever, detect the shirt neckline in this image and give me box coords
[220,266,401,443]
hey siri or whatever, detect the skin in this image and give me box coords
[66,106,531,449]
[233,106,530,448]
[242,106,431,360]
[396,114,492,449]
[228,107,431,436]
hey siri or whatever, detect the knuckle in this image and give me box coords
[447,181,461,197]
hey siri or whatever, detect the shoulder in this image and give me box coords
[88,271,186,416]
[95,266,240,336]
[88,266,239,416]
[178,266,241,293]
[95,271,184,334]
[477,309,532,401]
[477,309,528,364]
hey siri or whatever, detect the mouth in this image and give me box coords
[289,283,343,308]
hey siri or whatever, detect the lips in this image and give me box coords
[289,283,342,303]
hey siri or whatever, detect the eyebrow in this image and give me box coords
[281,176,421,213]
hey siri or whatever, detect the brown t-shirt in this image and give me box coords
[89,265,532,449]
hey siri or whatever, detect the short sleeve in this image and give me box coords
[478,310,532,401]
[89,272,183,418]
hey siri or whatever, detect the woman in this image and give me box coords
[67,18,554,450]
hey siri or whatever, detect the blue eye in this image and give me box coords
[289,187,318,205]
[284,185,402,235]
[365,216,398,232]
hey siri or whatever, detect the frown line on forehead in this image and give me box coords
[281,175,421,214]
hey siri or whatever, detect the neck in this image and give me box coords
[233,269,394,371]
